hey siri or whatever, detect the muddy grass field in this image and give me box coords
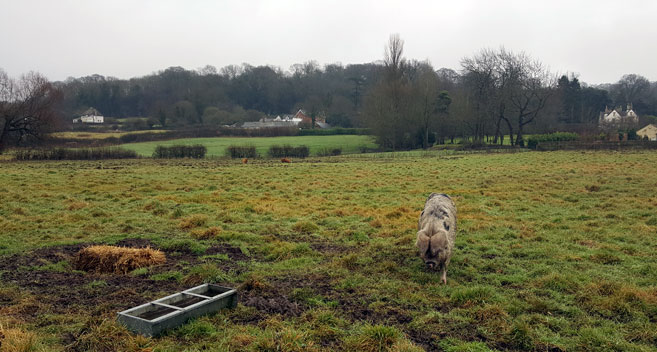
[1,151,657,351]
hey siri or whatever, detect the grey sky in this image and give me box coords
[1,0,656,84]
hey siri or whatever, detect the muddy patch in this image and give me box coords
[234,277,308,323]
[309,242,350,255]
[239,273,429,349]
[0,239,247,321]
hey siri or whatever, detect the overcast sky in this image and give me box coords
[1,0,656,84]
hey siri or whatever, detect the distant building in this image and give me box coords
[258,114,303,125]
[637,124,657,141]
[293,109,327,127]
[598,104,638,129]
[73,107,104,124]
[242,109,330,129]
[241,121,298,129]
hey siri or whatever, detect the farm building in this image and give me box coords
[73,107,104,124]
[241,120,298,128]
[637,124,657,141]
[241,109,330,129]
[293,109,328,127]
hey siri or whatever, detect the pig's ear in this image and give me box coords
[416,230,429,255]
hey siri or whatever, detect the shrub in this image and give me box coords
[268,145,310,158]
[152,144,206,158]
[526,132,579,149]
[14,147,137,160]
[226,145,257,159]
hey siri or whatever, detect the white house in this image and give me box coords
[73,107,104,124]
[245,109,330,129]
[599,104,638,127]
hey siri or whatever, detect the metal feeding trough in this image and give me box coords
[117,284,238,336]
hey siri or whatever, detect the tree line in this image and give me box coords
[55,62,378,129]
[3,34,657,152]
[363,36,657,148]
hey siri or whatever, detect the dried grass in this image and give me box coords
[0,321,36,352]
[190,226,222,240]
[74,245,166,274]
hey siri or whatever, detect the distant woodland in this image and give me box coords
[4,35,657,150]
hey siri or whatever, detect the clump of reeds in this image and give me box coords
[74,245,166,274]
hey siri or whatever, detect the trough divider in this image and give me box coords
[153,302,185,311]
[205,290,236,300]
[184,292,212,299]
[150,310,184,323]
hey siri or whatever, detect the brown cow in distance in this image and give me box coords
[242,158,248,164]
[281,158,291,163]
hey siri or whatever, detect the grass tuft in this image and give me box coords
[0,321,37,352]
[190,226,222,240]
[345,324,406,352]
[178,214,209,229]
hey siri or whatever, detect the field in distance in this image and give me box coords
[50,130,169,140]
[121,134,377,157]
[1,151,656,351]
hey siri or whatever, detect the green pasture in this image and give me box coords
[1,151,656,351]
[49,130,168,140]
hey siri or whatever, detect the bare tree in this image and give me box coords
[0,69,62,152]
[412,62,451,148]
[461,48,498,142]
[461,48,554,146]
[611,74,651,111]
[507,54,554,145]
[414,64,439,148]
[363,34,414,149]
[384,34,406,82]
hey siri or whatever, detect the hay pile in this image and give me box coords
[75,245,166,274]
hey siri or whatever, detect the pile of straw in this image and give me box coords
[75,245,166,274]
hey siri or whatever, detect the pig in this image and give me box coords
[416,193,457,284]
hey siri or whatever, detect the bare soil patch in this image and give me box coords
[0,239,247,322]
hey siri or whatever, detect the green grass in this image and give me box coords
[49,130,168,139]
[1,151,657,351]
[121,135,377,157]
